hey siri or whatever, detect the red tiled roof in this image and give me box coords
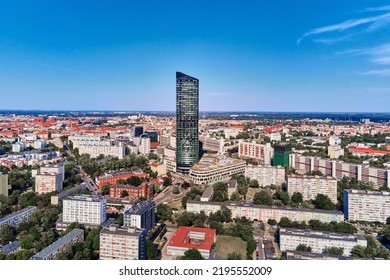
[168,227,216,251]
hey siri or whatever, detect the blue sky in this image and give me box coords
[0,0,390,112]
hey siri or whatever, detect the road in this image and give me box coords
[153,185,189,206]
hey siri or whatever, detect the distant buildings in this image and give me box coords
[139,134,151,155]
[123,201,156,233]
[63,196,107,226]
[238,140,274,164]
[189,154,245,185]
[167,227,216,259]
[344,189,390,223]
[0,173,9,197]
[100,224,147,260]
[187,200,344,224]
[273,143,292,167]
[70,134,125,159]
[12,142,26,153]
[176,72,199,174]
[287,175,338,204]
[35,163,65,194]
[279,228,367,257]
[245,165,286,187]
[328,145,344,159]
[0,206,37,230]
[31,229,84,260]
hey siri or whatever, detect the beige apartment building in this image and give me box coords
[0,173,9,197]
[245,165,286,187]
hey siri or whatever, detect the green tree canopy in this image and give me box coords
[253,190,273,205]
[181,248,204,260]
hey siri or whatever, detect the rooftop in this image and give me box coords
[0,241,21,255]
[280,227,366,242]
[63,195,104,203]
[168,226,216,251]
[190,154,245,172]
[0,206,37,224]
[345,189,390,196]
[124,201,155,215]
[100,224,145,237]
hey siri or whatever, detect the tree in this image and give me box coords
[314,194,336,210]
[268,219,277,226]
[163,178,172,187]
[127,176,143,187]
[120,190,129,198]
[181,248,204,260]
[0,225,16,243]
[230,192,241,202]
[227,252,242,260]
[249,179,259,188]
[275,190,290,205]
[156,204,172,221]
[291,192,303,204]
[322,247,344,256]
[147,240,159,260]
[253,190,273,205]
[101,185,110,196]
[213,190,228,202]
[172,186,180,194]
[296,244,312,252]
[278,217,291,228]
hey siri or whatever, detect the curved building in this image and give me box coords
[176,72,199,174]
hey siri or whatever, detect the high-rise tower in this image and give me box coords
[176,72,199,174]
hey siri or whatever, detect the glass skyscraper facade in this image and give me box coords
[176,72,199,174]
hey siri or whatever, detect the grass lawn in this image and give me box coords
[214,235,247,260]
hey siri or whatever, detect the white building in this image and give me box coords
[12,142,26,153]
[238,140,274,164]
[187,200,344,224]
[78,143,125,159]
[35,173,63,194]
[344,189,390,223]
[328,145,344,159]
[123,201,156,233]
[279,228,367,256]
[139,135,151,155]
[245,165,286,187]
[329,136,341,146]
[189,155,245,185]
[99,225,146,260]
[199,135,224,154]
[34,139,47,150]
[270,132,282,142]
[40,163,65,182]
[63,196,107,226]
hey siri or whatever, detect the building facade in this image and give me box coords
[176,72,199,174]
[63,196,107,226]
[123,201,156,233]
[0,173,9,197]
[238,140,274,164]
[344,189,390,223]
[245,165,286,187]
[199,135,224,154]
[35,173,63,194]
[273,143,292,166]
[0,206,37,229]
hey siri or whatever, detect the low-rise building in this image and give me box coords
[279,228,367,257]
[201,186,214,202]
[0,206,37,230]
[51,184,85,205]
[95,171,147,189]
[286,175,338,204]
[245,165,286,187]
[31,229,84,260]
[228,179,237,198]
[123,201,156,233]
[99,225,147,260]
[344,189,390,223]
[0,241,21,255]
[189,155,245,185]
[167,227,216,259]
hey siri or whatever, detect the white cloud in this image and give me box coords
[359,69,390,76]
[365,5,390,12]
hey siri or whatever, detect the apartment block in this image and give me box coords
[187,200,344,224]
[31,229,84,260]
[0,173,9,197]
[279,228,367,256]
[35,173,63,194]
[245,165,286,187]
[99,225,147,260]
[0,206,37,229]
[328,145,344,159]
[287,175,338,204]
[238,140,274,164]
[78,143,125,160]
[40,162,65,181]
[199,135,224,154]
[123,201,156,233]
[344,189,390,223]
[63,196,107,226]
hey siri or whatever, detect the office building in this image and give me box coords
[176,72,199,174]
[189,154,245,185]
[187,200,344,224]
[0,206,37,229]
[0,173,9,197]
[144,130,159,143]
[238,140,274,164]
[245,165,286,187]
[100,224,147,260]
[134,126,144,138]
[273,143,292,167]
[279,228,367,257]
[287,175,338,204]
[31,229,84,260]
[63,196,107,226]
[344,189,390,223]
[167,227,216,259]
[123,201,156,233]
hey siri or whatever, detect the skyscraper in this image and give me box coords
[176,72,199,174]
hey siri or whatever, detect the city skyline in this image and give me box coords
[1,1,390,112]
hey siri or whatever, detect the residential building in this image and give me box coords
[123,201,156,233]
[329,136,342,146]
[199,135,224,154]
[63,196,107,226]
[78,142,125,159]
[328,145,344,159]
[34,139,47,149]
[0,241,21,255]
[270,132,282,142]
[31,229,84,260]
[51,184,85,205]
[344,189,390,223]
[100,224,147,260]
[139,134,151,154]
[279,228,367,257]
[189,154,245,185]
[176,72,199,174]
[0,206,37,229]
[201,186,214,202]
[228,179,237,198]
[285,250,354,260]
[286,175,338,204]
[245,165,286,187]
[40,162,65,181]
[0,173,9,197]
[35,173,63,194]
[12,142,25,153]
[187,200,344,224]
[238,140,274,164]
[272,143,292,167]
[167,227,216,259]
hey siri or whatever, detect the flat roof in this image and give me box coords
[168,226,216,251]
[187,200,343,216]
[124,201,155,215]
[31,229,84,260]
[345,189,390,196]
[100,225,144,237]
[0,241,21,255]
[229,180,237,189]
[201,186,214,198]
[0,206,37,224]
[285,250,354,260]
[280,227,365,242]
[190,154,245,172]
[63,195,104,203]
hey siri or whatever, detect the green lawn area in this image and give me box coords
[214,235,247,260]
